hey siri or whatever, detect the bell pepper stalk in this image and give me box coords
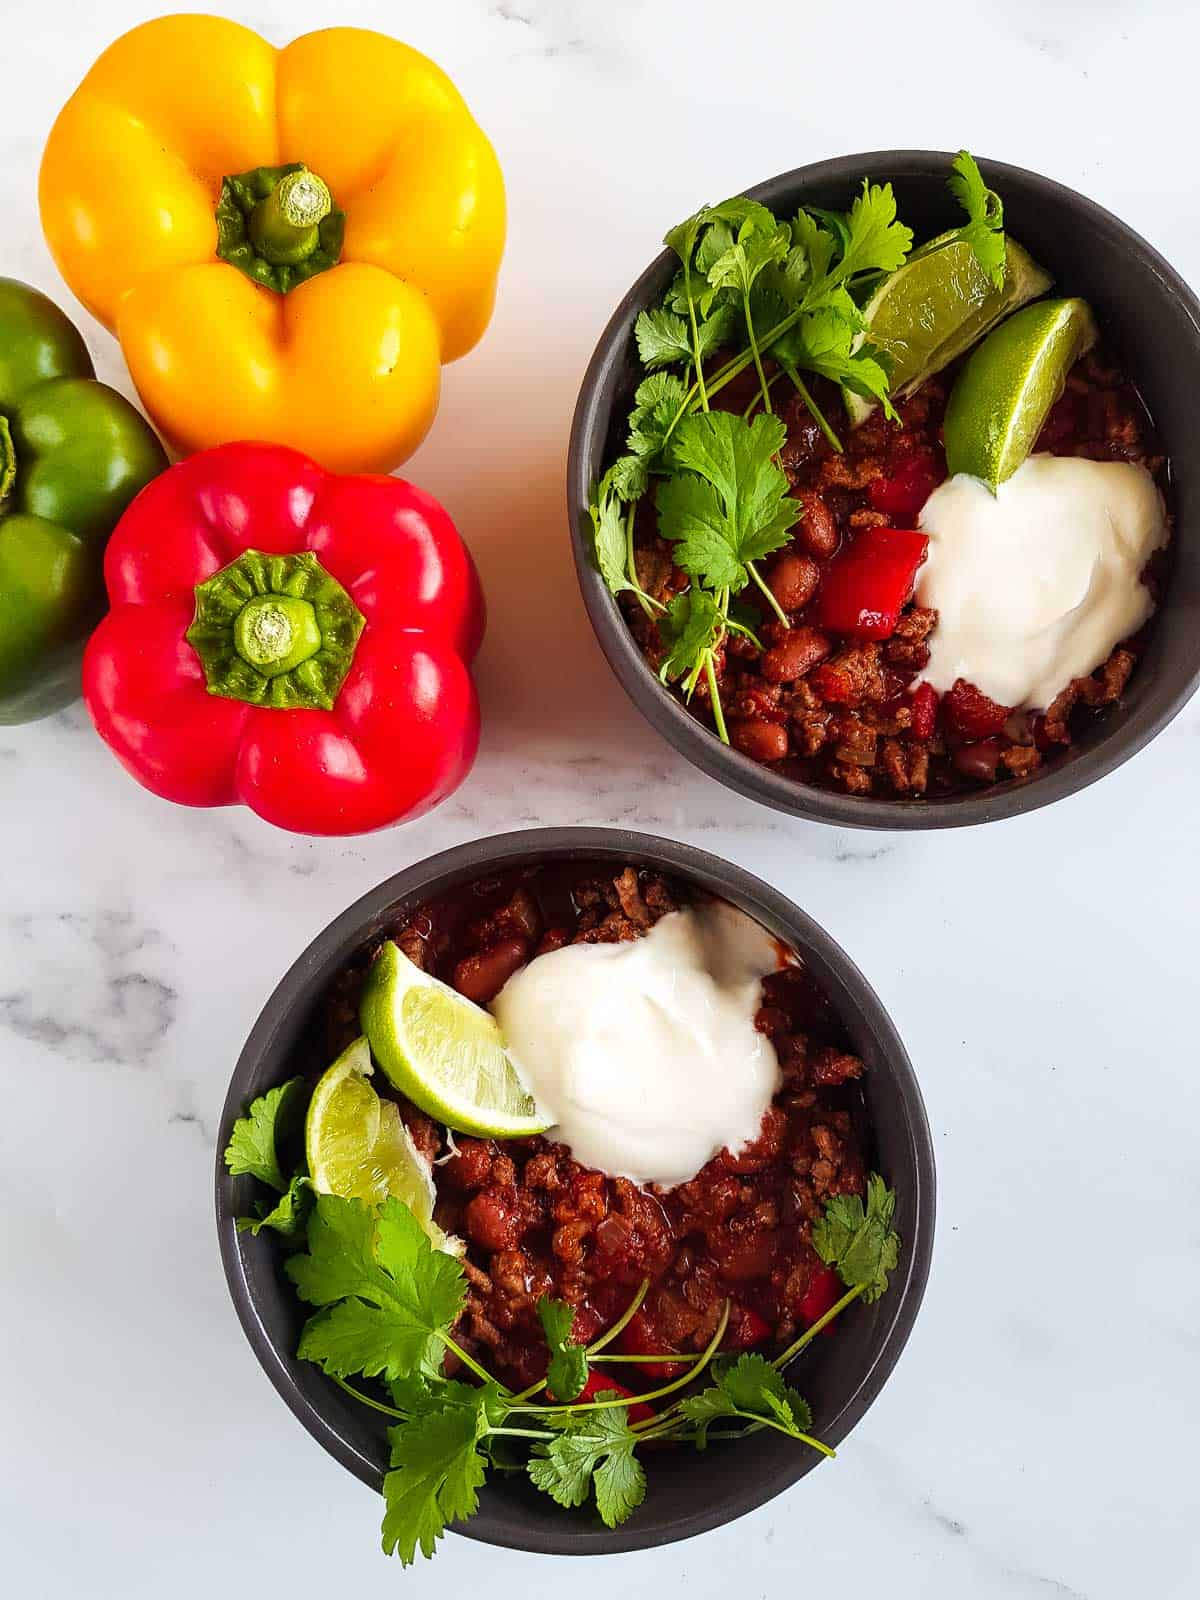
[0,277,166,724]
[40,15,506,474]
[82,442,485,836]
[814,527,929,641]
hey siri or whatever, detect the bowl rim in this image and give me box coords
[567,149,1200,830]
[216,825,936,1554]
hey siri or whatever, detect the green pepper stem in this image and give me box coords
[0,415,15,505]
[248,168,334,267]
[186,549,364,711]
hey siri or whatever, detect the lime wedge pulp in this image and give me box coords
[360,942,550,1139]
[305,1036,462,1252]
[844,234,1053,425]
[943,296,1098,491]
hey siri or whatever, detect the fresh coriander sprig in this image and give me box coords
[224,1078,312,1240]
[269,1166,899,1564]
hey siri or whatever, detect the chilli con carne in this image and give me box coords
[323,862,871,1391]
[621,355,1166,796]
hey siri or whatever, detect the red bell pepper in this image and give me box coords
[83,442,484,835]
[867,447,944,522]
[797,1266,843,1333]
[814,527,929,641]
[943,678,1010,741]
[574,1370,656,1425]
[907,681,939,741]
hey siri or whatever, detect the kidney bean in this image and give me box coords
[760,626,832,683]
[452,936,529,1002]
[731,718,789,762]
[442,1136,495,1191]
[952,739,1003,783]
[795,495,838,558]
[766,550,820,613]
[465,1186,525,1251]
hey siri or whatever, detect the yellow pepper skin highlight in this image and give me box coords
[39,16,505,473]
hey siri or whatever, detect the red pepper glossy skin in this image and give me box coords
[944,677,1010,741]
[83,442,484,835]
[797,1265,842,1333]
[814,527,929,641]
[574,1369,656,1425]
[907,681,940,741]
[867,447,944,522]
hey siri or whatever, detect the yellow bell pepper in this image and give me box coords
[39,15,505,474]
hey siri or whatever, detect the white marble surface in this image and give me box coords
[3,1,1199,1595]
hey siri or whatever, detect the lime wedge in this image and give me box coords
[943,296,1098,491]
[306,1037,461,1252]
[361,942,550,1139]
[844,234,1053,425]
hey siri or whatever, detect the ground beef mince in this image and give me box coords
[620,351,1167,798]
[325,864,871,1392]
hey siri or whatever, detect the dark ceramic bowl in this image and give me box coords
[568,151,1200,829]
[216,827,935,1555]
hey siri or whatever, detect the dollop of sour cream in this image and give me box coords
[916,455,1168,709]
[490,902,781,1189]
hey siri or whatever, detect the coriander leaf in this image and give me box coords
[223,1077,304,1192]
[680,1354,814,1448]
[607,454,649,501]
[695,217,734,278]
[627,371,687,465]
[664,205,711,266]
[657,411,799,592]
[947,150,1005,288]
[635,307,693,369]
[538,1297,589,1402]
[236,1174,312,1241]
[812,1173,900,1303]
[288,1194,467,1380]
[657,590,722,686]
[835,181,913,283]
[705,221,791,300]
[695,300,735,361]
[382,1388,490,1564]
[528,1402,646,1529]
[589,474,634,596]
[790,210,837,289]
[706,196,780,238]
[775,309,895,420]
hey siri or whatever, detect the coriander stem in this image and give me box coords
[626,503,656,619]
[591,1352,705,1365]
[771,1283,864,1372]
[743,294,773,416]
[512,1278,654,1405]
[330,1376,407,1420]
[441,1333,502,1388]
[683,264,710,413]
[742,371,785,421]
[705,651,729,744]
[748,561,790,628]
[486,1426,555,1441]
[782,363,843,454]
[588,1279,650,1355]
[526,1303,731,1421]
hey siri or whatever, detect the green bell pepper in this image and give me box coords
[0,277,167,723]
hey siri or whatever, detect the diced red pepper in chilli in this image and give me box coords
[724,1305,772,1350]
[814,527,929,641]
[797,1266,843,1334]
[944,678,1011,740]
[616,1308,689,1381]
[908,681,939,741]
[575,1369,655,1425]
[867,448,944,521]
